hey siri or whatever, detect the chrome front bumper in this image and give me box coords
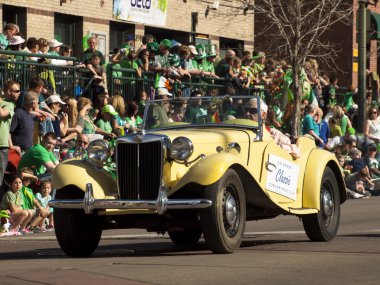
[49,183,212,215]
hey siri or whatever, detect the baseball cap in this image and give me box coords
[49,39,63,48]
[188,45,198,55]
[170,40,181,48]
[46,94,66,105]
[101,104,118,115]
[125,34,135,41]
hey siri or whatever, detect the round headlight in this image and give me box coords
[171,137,193,161]
[87,139,110,165]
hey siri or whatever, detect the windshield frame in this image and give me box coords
[142,95,264,137]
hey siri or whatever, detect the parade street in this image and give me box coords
[0,197,379,285]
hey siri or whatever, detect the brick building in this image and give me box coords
[253,0,380,90]
[0,0,254,60]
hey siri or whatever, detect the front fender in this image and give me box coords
[303,149,345,210]
[52,159,118,199]
[172,151,246,192]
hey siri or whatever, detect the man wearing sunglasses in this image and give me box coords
[245,97,267,122]
[63,134,90,160]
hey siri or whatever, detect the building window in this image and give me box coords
[54,13,82,58]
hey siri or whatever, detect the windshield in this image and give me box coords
[143,95,263,131]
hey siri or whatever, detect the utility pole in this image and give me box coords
[357,0,367,133]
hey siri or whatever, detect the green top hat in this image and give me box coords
[168,53,180,67]
[206,44,217,57]
[195,44,206,60]
[147,42,159,52]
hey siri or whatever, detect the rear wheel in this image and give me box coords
[302,167,340,241]
[168,229,202,246]
[54,187,102,257]
[200,169,246,253]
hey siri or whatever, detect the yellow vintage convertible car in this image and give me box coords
[49,96,346,257]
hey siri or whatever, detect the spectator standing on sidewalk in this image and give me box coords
[302,104,324,147]
[9,91,38,152]
[0,83,16,194]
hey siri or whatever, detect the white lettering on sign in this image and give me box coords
[265,154,300,200]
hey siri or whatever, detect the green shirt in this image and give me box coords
[0,100,14,147]
[126,116,143,128]
[203,60,215,74]
[77,115,96,134]
[0,190,23,210]
[81,49,105,65]
[155,54,170,69]
[96,118,113,133]
[20,186,35,210]
[0,34,9,50]
[185,105,208,124]
[17,144,57,175]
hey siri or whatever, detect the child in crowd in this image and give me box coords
[35,181,54,230]
[136,90,148,117]
[96,104,118,135]
[87,54,107,99]
[0,174,32,234]
[19,167,49,233]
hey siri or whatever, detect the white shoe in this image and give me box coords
[352,192,364,199]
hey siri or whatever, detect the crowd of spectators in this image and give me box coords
[1,22,380,236]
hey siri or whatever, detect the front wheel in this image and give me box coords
[302,167,340,241]
[54,187,102,257]
[200,169,246,254]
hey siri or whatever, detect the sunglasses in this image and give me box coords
[371,111,377,114]
[369,148,377,152]
[10,89,20,93]
[78,140,89,145]
[246,107,258,114]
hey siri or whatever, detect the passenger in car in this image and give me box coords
[246,98,300,158]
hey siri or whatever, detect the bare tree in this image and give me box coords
[205,0,353,136]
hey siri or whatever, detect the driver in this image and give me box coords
[185,90,208,124]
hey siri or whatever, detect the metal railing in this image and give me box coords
[0,50,270,103]
[0,50,78,96]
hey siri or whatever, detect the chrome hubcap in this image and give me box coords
[322,190,333,217]
[225,194,237,226]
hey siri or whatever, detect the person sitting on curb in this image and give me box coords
[19,167,50,233]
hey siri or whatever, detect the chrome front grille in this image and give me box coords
[117,140,162,200]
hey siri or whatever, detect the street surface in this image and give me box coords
[0,197,379,285]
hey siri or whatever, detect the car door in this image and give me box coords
[259,140,303,208]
